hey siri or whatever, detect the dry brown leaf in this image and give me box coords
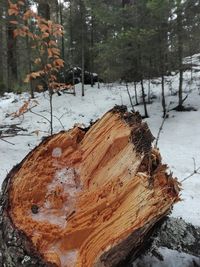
[34,58,41,65]
[18,1,25,6]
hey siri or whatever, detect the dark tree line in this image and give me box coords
[0,0,200,114]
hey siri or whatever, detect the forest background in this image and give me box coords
[0,0,200,118]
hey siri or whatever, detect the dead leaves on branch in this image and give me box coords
[13,28,27,38]
[23,10,36,20]
[8,0,65,94]
[8,1,64,50]
[24,71,44,83]
[9,99,39,119]
[47,47,61,59]
[53,58,64,68]
[8,1,19,16]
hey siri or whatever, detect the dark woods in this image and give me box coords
[0,0,200,110]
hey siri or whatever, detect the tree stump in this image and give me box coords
[0,106,180,267]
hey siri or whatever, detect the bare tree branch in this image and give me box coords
[45,110,65,130]
[155,102,172,148]
[181,158,200,183]
[29,108,51,124]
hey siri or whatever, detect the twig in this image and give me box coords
[0,138,15,145]
[155,102,172,148]
[29,108,51,123]
[53,115,65,129]
[59,111,70,120]
[181,158,200,183]
[45,110,65,130]
[0,134,33,138]
[125,83,135,112]
[0,124,26,131]
[182,94,189,104]
[0,123,28,138]
[0,123,21,129]
[12,126,27,132]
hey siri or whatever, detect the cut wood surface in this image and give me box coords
[0,106,180,267]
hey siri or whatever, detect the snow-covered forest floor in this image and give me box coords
[1,55,200,266]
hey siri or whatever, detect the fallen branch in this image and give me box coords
[0,137,15,145]
[9,99,38,119]
[0,134,33,138]
[0,124,28,137]
[0,124,22,129]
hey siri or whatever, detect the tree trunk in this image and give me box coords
[0,4,3,90]
[80,0,85,96]
[55,0,59,23]
[49,90,53,135]
[37,2,50,20]
[26,20,34,99]
[7,17,18,90]
[69,0,75,89]
[0,106,180,267]
[178,67,183,107]
[1,2,8,92]
[147,79,151,104]
[90,5,94,88]
[122,0,131,8]
[59,1,65,60]
[134,82,139,105]
[0,49,3,94]
[161,73,166,118]
[81,44,85,96]
[177,4,184,110]
[141,79,149,118]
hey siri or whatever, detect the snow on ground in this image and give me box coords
[1,55,200,266]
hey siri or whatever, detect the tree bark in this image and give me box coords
[129,217,200,266]
[150,217,200,258]
[0,106,180,267]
